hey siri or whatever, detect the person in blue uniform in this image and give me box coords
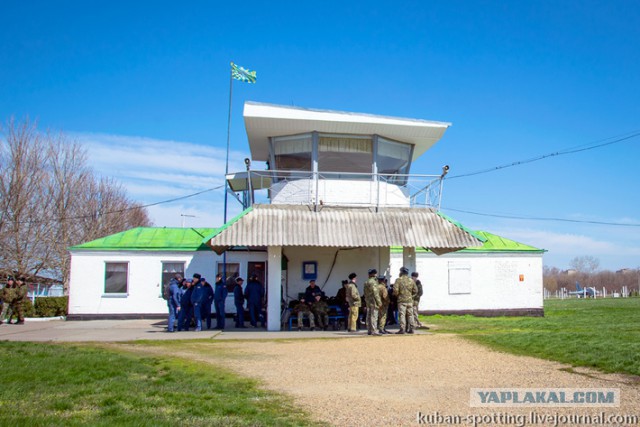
[177,279,193,331]
[167,274,182,332]
[244,275,265,328]
[213,273,228,330]
[201,277,214,329]
[190,273,205,331]
[234,277,246,328]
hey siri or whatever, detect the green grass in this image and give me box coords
[423,297,640,377]
[0,342,324,426]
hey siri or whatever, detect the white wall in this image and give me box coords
[390,252,543,312]
[68,249,269,316]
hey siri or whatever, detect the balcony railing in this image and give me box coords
[226,169,446,210]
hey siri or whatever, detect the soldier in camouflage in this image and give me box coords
[363,269,382,336]
[345,273,361,332]
[411,271,424,329]
[0,277,16,324]
[293,297,315,331]
[393,267,417,334]
[11,277,28,324]
[377,276,390,334]
[311,295,329,330]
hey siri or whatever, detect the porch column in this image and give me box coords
[402,247,416,274]
[267,245,282,331]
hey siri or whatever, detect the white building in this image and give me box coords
[68,102,545,325]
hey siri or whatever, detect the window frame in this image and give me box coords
[103,261,129,297]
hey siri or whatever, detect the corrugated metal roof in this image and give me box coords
[206,204,483,254]
[70,227,218,252]
[390,230,545,253]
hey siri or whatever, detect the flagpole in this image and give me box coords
[223,64,234,283]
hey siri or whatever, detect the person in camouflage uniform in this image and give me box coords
[10,278,28,325]
[393,267,417,334]
[345,273,361,332]
[363,269,382,336]
[293,297,315,331]
[0,277,16,324]
[411,272,424,329]
[377,276,390,334]
[311,295,329,330]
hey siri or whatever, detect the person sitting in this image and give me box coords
[292,297,315,331]
[304,279,323,302]
[311,294,329,331]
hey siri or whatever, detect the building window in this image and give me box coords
[105,262,128,294]
[162,262,185,288]
[218,262,240,292]
[377,137,412,184]
[318,134,372,176]
[273,134,312,173]
[448,262,471,294]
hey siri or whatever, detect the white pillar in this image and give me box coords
[267,245,282,331]
[402,247,416,274]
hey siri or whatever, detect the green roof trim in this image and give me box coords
[390,230,545,254]
[70,227,219,252]
[201,206,254,242]
[436,211,487,243]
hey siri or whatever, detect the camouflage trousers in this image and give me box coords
[0,303,11,323]
[397,301,415,332]
[348,306,359,332]
[412,300,422,327]
[366,306,379,334]
[296,311,315,329]
[378,302,389,330]
[313,311,328,328]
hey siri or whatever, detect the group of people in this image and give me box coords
[0,276,29,325]
[288,267,425,335]
[165,272,265,332]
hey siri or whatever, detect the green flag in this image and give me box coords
[231,62,257,83]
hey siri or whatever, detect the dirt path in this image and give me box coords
[117,333,640,426]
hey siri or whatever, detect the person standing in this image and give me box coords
[0,277,16,324]
[411,271,424,329]
[393,267,417,334]
[363,269,382,336]
[244,275,264,328]
[166,274,182,332]
[345,273,361,332]
[201,278,214,329]
[177,279,194,331]
[335,280,350,330]
[213,273,228,330]
[12,278,28,325]
[377,276,391,334]
[233,277,246,328]
[190,274,205,331]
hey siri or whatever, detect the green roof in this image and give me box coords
[70,227,218,252]
[390,230,544,253]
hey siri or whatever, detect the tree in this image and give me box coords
[569,255,600,274]
[0,118,152,289]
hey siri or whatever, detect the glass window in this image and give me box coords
[377,137,412,181]
[218,262,240,292]
[105,262,128,294]
[161,262,185,288]
[273,134,312,173]
[318,134,372,176]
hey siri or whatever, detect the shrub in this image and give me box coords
[34,297,68,317]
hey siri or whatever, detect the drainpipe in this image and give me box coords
[245,158,254,207]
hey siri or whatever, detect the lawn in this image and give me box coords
[0,341,324,427]
[424,297,640,376]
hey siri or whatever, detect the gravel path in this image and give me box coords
[122,332,640,426]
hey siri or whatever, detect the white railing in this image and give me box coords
[234,169,446,210]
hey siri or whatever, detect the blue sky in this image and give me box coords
[1,1,639,270]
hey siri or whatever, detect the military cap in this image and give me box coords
[368,268,377,275]
[341,279,349,285]
[193,273,202,279]
[411,272,419,278]
[377,276,385,281]
[236,277,244,283]
[348,272,357,280]
[400,266,409,274]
